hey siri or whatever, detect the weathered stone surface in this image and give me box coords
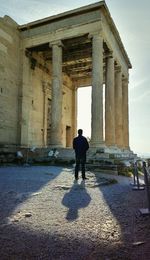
[0,2,131,156]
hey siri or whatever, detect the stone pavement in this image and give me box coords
[0,165,150,260]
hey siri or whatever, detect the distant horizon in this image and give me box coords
[136,152,150,158]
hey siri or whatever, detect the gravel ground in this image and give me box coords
[0,165,150,260]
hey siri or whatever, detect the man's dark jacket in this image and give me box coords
[73,135,89,159]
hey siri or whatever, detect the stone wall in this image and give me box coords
[20,51,74,148]
[0,18,74,148]
[0,16,21,146]
[28,52,51,147]
[62,75,74,147]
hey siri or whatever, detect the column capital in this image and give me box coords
[88,30,103,40]
[122,76,129,84]
[49,40,63,48]
[105,50,113,59]
[115,65,121,73]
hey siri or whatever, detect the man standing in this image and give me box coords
[73,129,89,180]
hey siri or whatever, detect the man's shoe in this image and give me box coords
[82,177,88,180]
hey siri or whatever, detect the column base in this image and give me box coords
[90,140,105,149]
[105,145,122,154]
[48,144,63,148]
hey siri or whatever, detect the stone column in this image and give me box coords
[20,50,32,146]
[105,52,115,146]
[114,67,123,148]
[49,40,63,147]
[122,77,129,149]
[90,33,104,147]
[72,84,78,139]
[42,81,48,147]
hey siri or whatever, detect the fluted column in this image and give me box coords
[49,40,63,147]
[122,77,129,149]
[42,81,48,147]
[105,52,115,146]
[20,51,32,146]
[90,33,104,147]
[115,67,123,148]
[72,84,78,139]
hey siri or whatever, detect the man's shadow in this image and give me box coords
[62,180,91,221]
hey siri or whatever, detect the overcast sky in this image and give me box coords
[0,0,150,156]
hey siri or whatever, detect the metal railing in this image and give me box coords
[139,161,150,215]
[131,161,145,190]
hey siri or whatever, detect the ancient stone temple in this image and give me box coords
[0,1,133,158]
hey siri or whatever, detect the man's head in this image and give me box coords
[78,129,83,136]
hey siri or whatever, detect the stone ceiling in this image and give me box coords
[27,34,110,82]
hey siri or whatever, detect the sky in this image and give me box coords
[0,0,150,156]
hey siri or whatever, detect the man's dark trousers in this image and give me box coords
[75,157,86,179]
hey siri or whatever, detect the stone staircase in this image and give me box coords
[0,146,137,176]
[48,147,136,175]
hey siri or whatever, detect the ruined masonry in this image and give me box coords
[0,1,135,162]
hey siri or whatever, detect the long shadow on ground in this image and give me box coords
[0,166,62,225]
[62,180,91,221]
